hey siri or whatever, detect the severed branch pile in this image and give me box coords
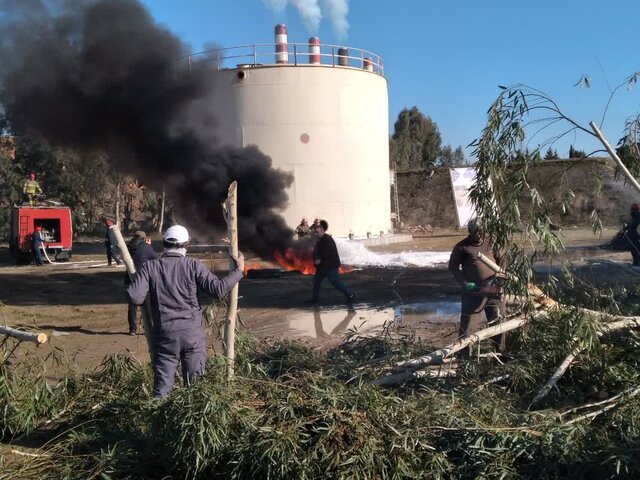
[374,252,640,394]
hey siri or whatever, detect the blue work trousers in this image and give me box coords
[311,268,353,302]
[32,245,43,265]
[152,326,207,397]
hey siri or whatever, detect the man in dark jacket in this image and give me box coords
[625,203,640,266]
[127,225,244,397]
[448,218,505,356]
[307,219,354,308]
[125,231,157,335]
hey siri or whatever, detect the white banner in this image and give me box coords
[449,167,477,227]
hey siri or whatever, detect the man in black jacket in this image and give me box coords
[307,220,354,308]
[625,203,640,266]
[125,231,157,335]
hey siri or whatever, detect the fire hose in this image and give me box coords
[40,245,54,264]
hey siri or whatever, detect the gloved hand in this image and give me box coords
[464,282,480,292]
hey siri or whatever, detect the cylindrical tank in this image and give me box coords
[210,41,390,239]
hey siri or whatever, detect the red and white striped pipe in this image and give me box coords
[308,37,320,65]
[275,24,288,64]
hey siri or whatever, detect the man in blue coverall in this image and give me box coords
[32,226,45,266]
[127,225,244,397]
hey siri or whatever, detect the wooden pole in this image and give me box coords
[158,186,166,234]
[590,121,640,195]
[223,181,239,380]
[110,225,154,358]
[0,325,47,345]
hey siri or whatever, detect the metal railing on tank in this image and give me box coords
[185,42,384,76]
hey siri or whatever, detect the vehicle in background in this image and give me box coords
[9,201,73,264]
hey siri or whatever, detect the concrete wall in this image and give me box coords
[210,65,391,237]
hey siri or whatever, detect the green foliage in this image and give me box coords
[438,144,466,167]
[390,107,442,171]
[468,84,603,295]
[3,301,640,480]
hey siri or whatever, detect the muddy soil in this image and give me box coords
[0,227,635,379]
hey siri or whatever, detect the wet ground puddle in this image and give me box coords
[255,299,460,340]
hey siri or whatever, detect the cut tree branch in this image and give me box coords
[110,225,154,358]
[0,325,47,344]
[590,120,640,195]
[531,317,640,405]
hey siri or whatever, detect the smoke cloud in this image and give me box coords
[263,0,350,38]
[322,0,349,39]
[291,0,322,33]
[0,0,294,257]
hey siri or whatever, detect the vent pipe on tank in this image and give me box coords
[275,24,288,64]
[309,37,321,65]
[337,47,349,66]
[363,57,373,72]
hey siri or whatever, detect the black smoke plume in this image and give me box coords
[0,0,294,257]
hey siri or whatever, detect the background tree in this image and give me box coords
[390,107,442,171]
[569,145,587,159]
[544,147,559,160]
[438,144,466,167]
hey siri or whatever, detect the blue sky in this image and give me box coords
[143,0,640,159]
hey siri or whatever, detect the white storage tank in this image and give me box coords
[204,25,391,237]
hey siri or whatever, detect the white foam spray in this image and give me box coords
[335,238,451,268]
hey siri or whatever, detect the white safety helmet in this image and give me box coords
[163,225,190,244]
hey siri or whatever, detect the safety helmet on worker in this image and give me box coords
[631,203,640,213]
[28,172,36,179]
[163,225,190,246]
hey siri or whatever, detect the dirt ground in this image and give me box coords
[0,226,634,379]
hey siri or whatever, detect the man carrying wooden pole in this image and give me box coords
[127,222,244,397]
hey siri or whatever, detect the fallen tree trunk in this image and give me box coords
[531,317,640,405]
[373,315,537,387]
[0,325,48,345]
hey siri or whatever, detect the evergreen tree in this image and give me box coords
[543,147,559,160]
[390,107,442,171]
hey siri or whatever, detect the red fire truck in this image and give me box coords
[9,202,73,264]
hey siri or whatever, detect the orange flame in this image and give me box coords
[273,248,352,276]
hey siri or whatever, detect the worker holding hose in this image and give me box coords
[448,218,505,357]
[31,225,45,266]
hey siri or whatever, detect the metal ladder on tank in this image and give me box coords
[391,166,400,229]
